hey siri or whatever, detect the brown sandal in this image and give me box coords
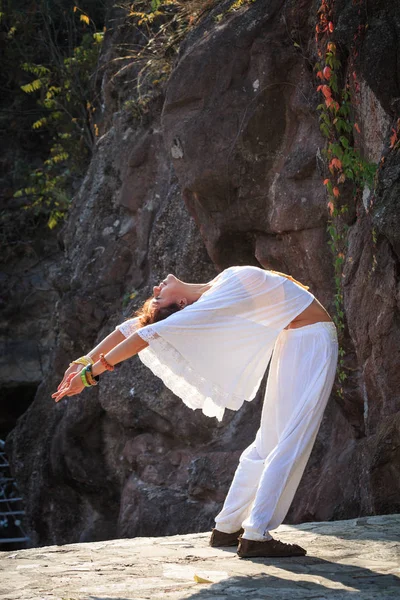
[209,528,244,547]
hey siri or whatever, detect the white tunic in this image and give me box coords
[116,266,315,421]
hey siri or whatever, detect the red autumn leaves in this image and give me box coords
[316,8,340,214]
[317,83,340,111]
[317,45,339,111]
[316,65,331,82]
[315,0,334,37]
[323,66,332,79]
[316,20,334,34]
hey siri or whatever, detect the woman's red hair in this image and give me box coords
[135,297,181,327]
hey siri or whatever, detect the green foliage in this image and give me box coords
[213,0,255,22]
[122,289,138,307]
[228,0,256,12]
[15,28,104,227]
[0,0,106,234]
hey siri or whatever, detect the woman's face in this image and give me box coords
[152,274,183,308]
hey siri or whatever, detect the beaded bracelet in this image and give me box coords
[99,353,115,372]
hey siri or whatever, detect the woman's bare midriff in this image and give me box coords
[284,299,333,330]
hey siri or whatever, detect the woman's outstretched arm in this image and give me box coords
[52,332,148,402]
[56,328,128,392]
[94,331,148,374]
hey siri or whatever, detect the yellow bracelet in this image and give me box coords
[69,355,94,368]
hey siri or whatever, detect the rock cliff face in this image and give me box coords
[4,0,400,545]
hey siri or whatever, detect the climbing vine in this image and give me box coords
[315,0,377,396]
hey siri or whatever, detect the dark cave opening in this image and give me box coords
[0,383,38,439]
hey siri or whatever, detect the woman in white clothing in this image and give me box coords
[53,266,338,558]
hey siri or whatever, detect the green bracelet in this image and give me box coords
[80,368,91,388]
[84,364,99,386]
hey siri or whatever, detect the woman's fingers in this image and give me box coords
[52,380,72,401]
[53,379,69,394]
[54,389,71,401]
[52,372,85,402]
[52,389,67,402]
[57,368,79,390]
[57,379,67,391]
[56,372,78,394]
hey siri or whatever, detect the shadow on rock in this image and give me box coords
[87,556,400,600]
[183,557,399,599]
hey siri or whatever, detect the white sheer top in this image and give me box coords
[116,266,315,421]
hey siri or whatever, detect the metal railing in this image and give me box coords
[0,440,30,547]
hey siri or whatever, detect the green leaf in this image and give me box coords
[32,117,47,129]
[48,214,58,229]
[151,0,161,10]
[93,32,104,43]
[21,63,50,77]
[330,76,338,94]
[320,123,330,137]
[21,79,42,93]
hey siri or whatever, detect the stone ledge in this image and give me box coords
[1,514,399,600]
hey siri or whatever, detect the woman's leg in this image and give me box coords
[242,322,338,541]
[214,442,269,533]
[214,343,285,534]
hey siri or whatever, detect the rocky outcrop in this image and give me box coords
[0,233,61,438]
[4,0,400,546]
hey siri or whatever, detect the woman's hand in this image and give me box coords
[52,371,85,403]
[57,363,82,391]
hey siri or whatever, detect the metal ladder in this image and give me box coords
[0,439,30,546]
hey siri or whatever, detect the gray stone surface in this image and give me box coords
[1,514,399,600]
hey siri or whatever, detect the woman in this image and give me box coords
[53,265,338,558]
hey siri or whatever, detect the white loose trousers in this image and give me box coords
[215,321,338,540]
